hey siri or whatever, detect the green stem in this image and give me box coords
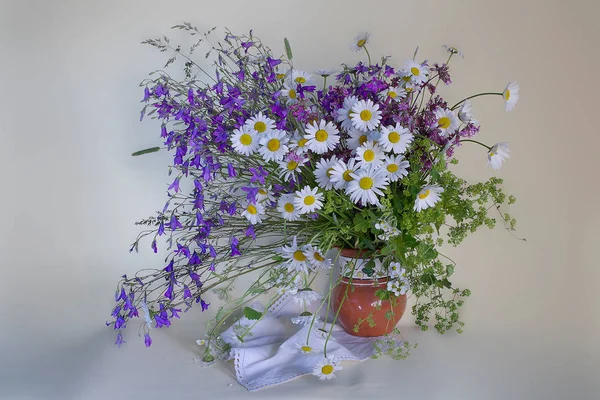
[450,92,503,111]
[460,139,491,150]
[363,46,372,66]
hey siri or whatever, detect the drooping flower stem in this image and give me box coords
[459,139,491,150]
[451,92,503,110]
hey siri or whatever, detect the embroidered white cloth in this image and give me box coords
[220,293,379,391]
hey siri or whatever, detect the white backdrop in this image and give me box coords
[1,0,599,399]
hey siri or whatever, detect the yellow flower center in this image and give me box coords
[315,129,328,142]
[284,203,295,213]
[402,75,411,83]
[303,195,315,205]
[314,252,324,262]
[504,89,511,101]
[240,134,252,146]
[276,73,286,79]
[489,150,495,157]
[343,170,354,182]
[301,345,312,353]
[388,91,397,98]
[347,110,353,118]
[295,77,306,84]
[326,167,334,178]
[387,164,399,173]
[287,161,298,170]
[438,117,451,129]
[363,149,375,162]
[360,109,372,121]
[388,131,400,143]
[321,365,334,375]
[293,250,307,261]
[357,39,366,47]
[289,89,297,99]
[258,189,267,195]
[267,138,281,152]
[254,121,267,133]
[246,205,257,215]
[359,177,373,190]
[359,135,368,146]
[410,67,420,76]
[297,138,308,148]
[418,189,430,199]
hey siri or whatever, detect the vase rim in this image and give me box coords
[336,247,381,258]
[339,276,390,286]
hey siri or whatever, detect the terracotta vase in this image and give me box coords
[332,249,407,337]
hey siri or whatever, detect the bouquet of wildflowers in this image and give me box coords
[109,26,519,377]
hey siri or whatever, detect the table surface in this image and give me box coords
[2,307,597,400]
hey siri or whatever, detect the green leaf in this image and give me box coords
[420,272,437,285]
[375,289,390,301]
[403,234,419,249]
[243,307,262,320]
[446,265,455,276]
[284,38,293,60]
[132,147,161,156]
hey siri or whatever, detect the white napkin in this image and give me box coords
[220,293,379,391]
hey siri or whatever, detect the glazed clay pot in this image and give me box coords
[332,249,407,337]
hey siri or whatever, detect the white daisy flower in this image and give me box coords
[304,120,340,154]
[346,167,389,206]
[278,154,307,181]
[404,81,418,94]
[487,142,510,170]
[196,339,207,346]
[350,32,371,52]
[295,342,317,354]
[314,156,339,190]
[458,100,478,124]
[230,126,259,156]
[503,81,519,111]
[241,201,265,225]
[280,83,299,103]
[434,108,460,137]
[279,236,310,273]
[397,69,413,85]
[288,69,313,86]
[303,245,332,270]
[346,129,373,151]
[379,123,414,154]
[378,86,406,102]
[404,60,429,84]
[335,96,359,132]
[351,99,382,132]
[277,194,301,221]
[414,185,444,212]
[244,111,275,134]
[312,356,342,380]
[256,186,275,203]
[294,186,324,214]
[293,289,322,306]
[258,130,289,162]
[292,312,320,326]
[289,131,310,153]
[316,68,337,77]
[383,154,410,182]
[329,158,359,190]
[355,141,385,168]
